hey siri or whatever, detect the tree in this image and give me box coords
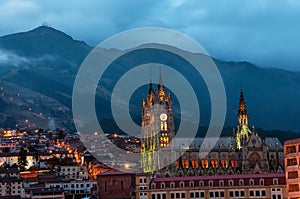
[18,147,28,171]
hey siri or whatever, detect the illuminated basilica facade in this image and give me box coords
[141,72,175,173]
[141,74,284,176]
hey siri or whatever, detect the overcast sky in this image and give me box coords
[0,0,300,70]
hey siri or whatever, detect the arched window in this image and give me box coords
[180,181,185,188]
[199,181,204,187]
[195,160,199,168]
[221,160,225,168]
[189,181,194,187]
[185,160,189,168]
[192,160,195,168]
[170,182,175,188]
[231,160,235,168]
[201,160,205,168]
[205,160,209,168]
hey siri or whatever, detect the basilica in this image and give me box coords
[141,73,284,176]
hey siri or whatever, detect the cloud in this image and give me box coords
[0,49,55,68]
[0,49,29,67]
[0,0,299,70]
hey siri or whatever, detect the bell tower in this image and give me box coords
[236,89,251,149]
[238,89,248,126]
[141,71,175,173]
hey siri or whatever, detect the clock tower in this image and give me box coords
[141,71,175,173]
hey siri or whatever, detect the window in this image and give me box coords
[235,191,239,197]
[260,179,264,185]
[199,181,204,187]
[239,179,244,186]
[229,191,234,197]
[256,190,260,196]
[152,194,155,199]
[273,178,278,185]
[209,180,213,187]
[249,179,254,186]
[189,181,194,187]
[229,180,234,186]
[190,192,194,198]
[181,193,185,198]
[220,191,224,197]
[286,145,296,154]
[176,193,180,198]
[180,181,184,188]
[219,180,224,186]
[288,171,298,179]
[209,192,214,198]
[240,191,245,197]
[140,178,143,183]
[262,190,266,196]
[171,193,175,199]
[287,158,297,166]
[170,182,175,188]
[162,193,166,199]
[289,184,299,192]
[200,192,205,198]
[161,183,165,189]
[278,195,281,199]
[151,183,156,189]
[250,190,254,196]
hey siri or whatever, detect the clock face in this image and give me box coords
[160,113,168,121]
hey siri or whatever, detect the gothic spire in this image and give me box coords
[157,66,165,101]
[238,89,247,115]
[238,88,248,126]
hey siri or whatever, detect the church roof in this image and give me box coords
[175,137,236,150]
[265,137,283,150]
[174,136,283,150]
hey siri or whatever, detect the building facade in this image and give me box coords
[97,169,136,199]
[141,77,284,176]
[141,72,175,173]
[135,173,287,199]
[0,168,23,197]
[284,138,300,199]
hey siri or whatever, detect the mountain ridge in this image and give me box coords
[0,26,299,135]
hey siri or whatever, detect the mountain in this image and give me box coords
[0,26,299,137]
